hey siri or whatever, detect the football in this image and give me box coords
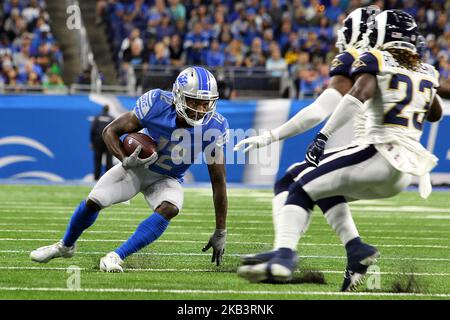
[123,132,157,159]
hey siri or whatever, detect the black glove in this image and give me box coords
[305,132,328,167]
[202,229,227,266]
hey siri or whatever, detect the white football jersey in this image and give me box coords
[351,49,440,176]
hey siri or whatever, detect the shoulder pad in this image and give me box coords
[329,51,356,77]
[350,50,383,77]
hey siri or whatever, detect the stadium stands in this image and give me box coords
[1,1,449,97]
[0,0,65,93]
[96,0,450,98]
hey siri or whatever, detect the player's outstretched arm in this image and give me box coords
[234,75,352,153]
[102,111,143,162]
[203,149,228,266]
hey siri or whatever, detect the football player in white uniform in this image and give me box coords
[235,5,380,271]
[238,10,443,291]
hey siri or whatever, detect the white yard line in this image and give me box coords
[0,237,449,248]
[2,215,450,225]
[0,286,449,298]
[0,229,448,242]
[0,222,449,235]
[2,250,449,261]
[1,266,450,277]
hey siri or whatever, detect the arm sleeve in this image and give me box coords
[320,94,366,139]
[271,88,343,141]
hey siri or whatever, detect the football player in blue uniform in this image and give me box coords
[30,67,230,272]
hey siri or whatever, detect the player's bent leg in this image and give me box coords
[30,198,101,263]
[103,208,173,272]
[241,162,311,266]
[31,165,140,264]
[88,163,141,208]
[240,146,382,284]
[317,197,360,246]
[238,187,312,283]
[101,177,183,272]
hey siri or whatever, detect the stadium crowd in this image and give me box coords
[0,0,65,92]
[97,0,450,97]
[1,1,449,97]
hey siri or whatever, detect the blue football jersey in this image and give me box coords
[133,89,229,181]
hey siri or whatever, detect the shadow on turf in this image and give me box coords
[258,269,327,285]
[389,264,429,294]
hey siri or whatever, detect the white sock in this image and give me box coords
[275,204,311,250]
[272,192,288,247]
[324,203,359,246]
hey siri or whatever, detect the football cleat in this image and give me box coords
[100,252,124,273]
[237,248,298,283]
[240,250,277,266]
[30,240,76,263]
[341,238,380,292]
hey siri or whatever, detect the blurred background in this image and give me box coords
[0,0,449,185]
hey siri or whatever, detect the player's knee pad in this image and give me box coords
[285,181,315,211]
[317,196,346,214]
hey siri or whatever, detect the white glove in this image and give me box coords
[233,131,274,154]
[122,145,158,169]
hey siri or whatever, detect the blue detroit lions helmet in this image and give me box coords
[173,66,219,126]
[336,5,381,52]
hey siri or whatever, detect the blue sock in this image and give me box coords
[115,212,169,260]
[62,200,99,247]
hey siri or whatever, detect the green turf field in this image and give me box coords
[0,184,449,300]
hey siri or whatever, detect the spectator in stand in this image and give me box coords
[205,38,225,67]
[43,71,65,93]
[147,0,170,37]
[168,34,185,67]
[98,0,450,98]
[184,22,209,65]
[156,13,176,41]
[266,43,287,77]
[149,41,170,65]
[225,37,244,67]
[119,28,143,61]
[325,0,343,23]
[244,37,266,68]
[298,66,322,98]
[123,39,146,67]
[282,31,300,66]
[168,0,186,23]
